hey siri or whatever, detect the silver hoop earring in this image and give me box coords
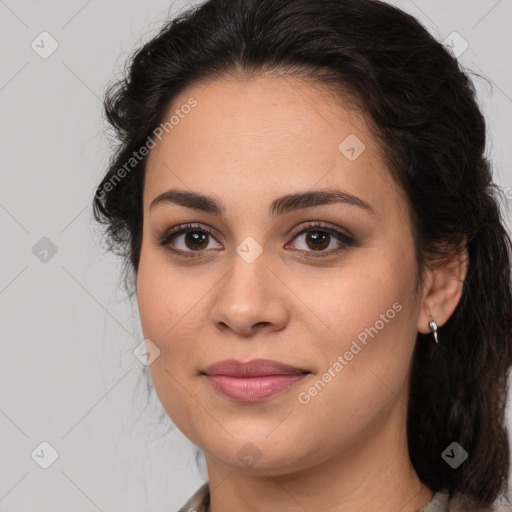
[429,320,439,344]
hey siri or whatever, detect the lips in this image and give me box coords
[201,359,311,402]
[202,358,309,377]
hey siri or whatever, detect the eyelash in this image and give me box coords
[156,221,356,259]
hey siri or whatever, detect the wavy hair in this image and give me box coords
[92,0,512,506]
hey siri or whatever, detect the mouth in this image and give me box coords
[201,359,311,402]
[202,358,310,377]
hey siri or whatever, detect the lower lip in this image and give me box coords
[204,374,309,402]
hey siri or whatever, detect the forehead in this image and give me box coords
[143,75,405,218]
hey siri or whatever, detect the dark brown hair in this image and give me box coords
[92,0,512,506]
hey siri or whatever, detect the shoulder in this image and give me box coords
[447,490,511,512]
[409,489,510,512]
[176,482,210,512]
[176,484,511,512]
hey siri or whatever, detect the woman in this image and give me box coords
[92,0,512,510]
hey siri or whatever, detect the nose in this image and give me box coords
[209,248,289,337]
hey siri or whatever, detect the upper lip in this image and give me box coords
[202,358,310,377]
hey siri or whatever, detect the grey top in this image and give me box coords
[177,483,511,512]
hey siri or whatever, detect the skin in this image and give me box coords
[136,74,468,512]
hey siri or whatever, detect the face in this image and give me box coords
[136,75,423,475]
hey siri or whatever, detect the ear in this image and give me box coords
[417,239,469,335]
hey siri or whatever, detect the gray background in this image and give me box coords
[1,0,511,510]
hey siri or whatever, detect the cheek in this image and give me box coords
[136,246,203,344]
[136,253,203,435]
[303,241,416,346]
[300,244,416,375]
[136,256,171,340]
[135,247,212,394]
[299,246,419,421]
[136,250,189,385]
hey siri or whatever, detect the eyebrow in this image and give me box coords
[149,188,375,216]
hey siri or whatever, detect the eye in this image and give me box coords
[157,223,222,258]
[156,221,355,259]
[285,221,355,258]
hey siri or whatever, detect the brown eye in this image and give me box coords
[304,231,331,251]
[183,231,210,250]
[166,228,220,253]
[287,222,355,257]
[157,223,222,257]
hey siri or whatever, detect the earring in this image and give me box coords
[429,320,439,344]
